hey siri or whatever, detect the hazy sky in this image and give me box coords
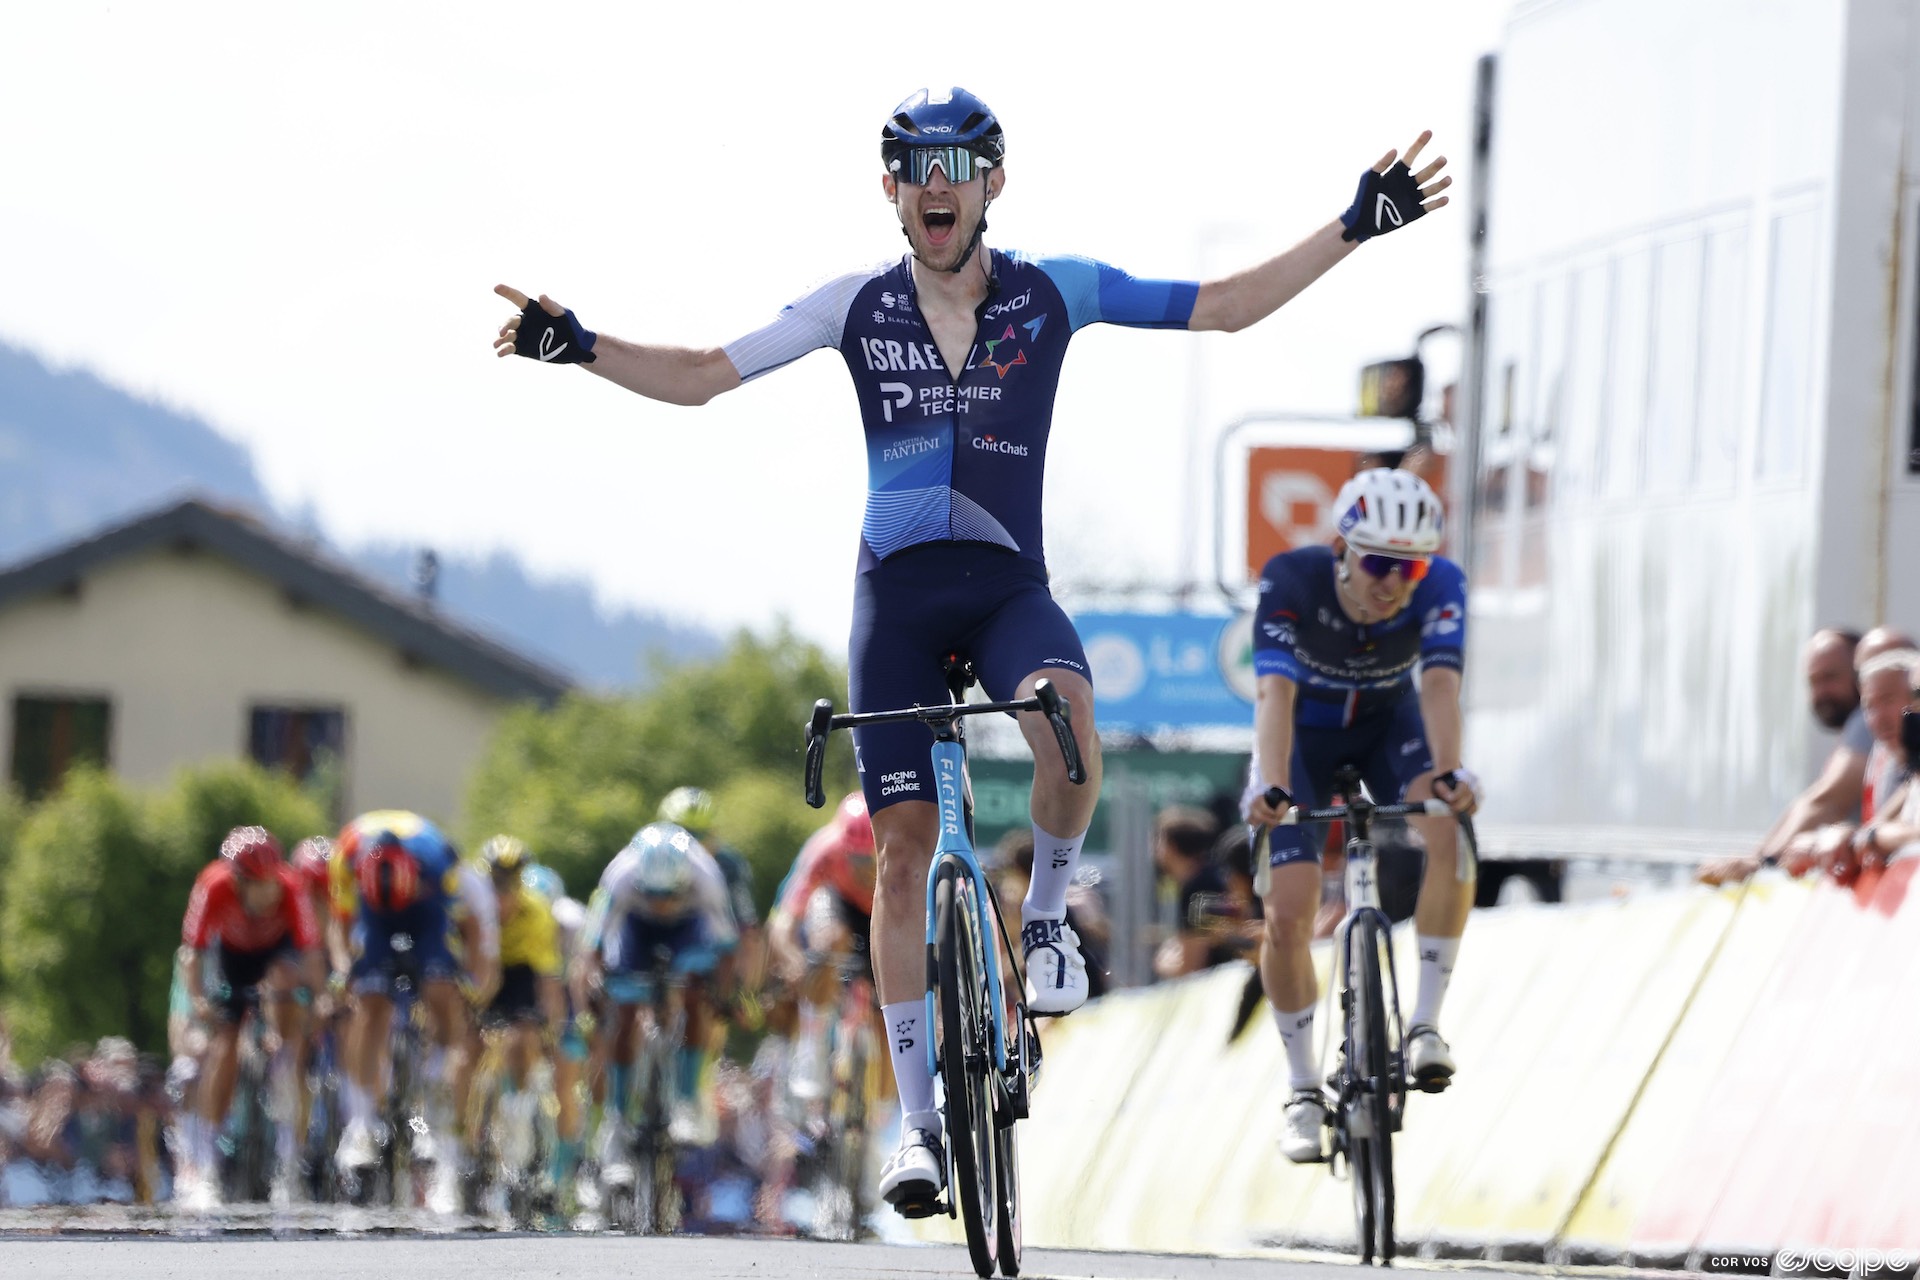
[3,1,1512,648]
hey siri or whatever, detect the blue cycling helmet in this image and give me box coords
[522,863,565,902]
[880,87,1005,173]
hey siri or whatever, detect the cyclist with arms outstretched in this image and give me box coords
[1244,468,1479,1164]
[495,86,1449,1211]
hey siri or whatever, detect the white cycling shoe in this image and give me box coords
[1407,1024,1456,1091]
[878,1125,946,1217]
[335,1118,381,1173]
[1022,917,1089,1016]
[595,1117,636,1186]
[1280,1088,1329,1164]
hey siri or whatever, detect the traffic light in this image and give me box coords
[1358,356,1424,420]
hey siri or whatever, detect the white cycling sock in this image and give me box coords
[343,1076,373,1127]
[189,1113,217,1169]
[1273,1003,1320,1090]
[1022,823,1087,924]
[1412,935,1461,1030]
[882,1000,936,1137]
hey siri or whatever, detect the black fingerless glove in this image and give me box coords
[513,302,598,364]
[1339,161,1426,243]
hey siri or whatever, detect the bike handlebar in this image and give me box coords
[801,678,1087,808]
[1250,785,1479,896]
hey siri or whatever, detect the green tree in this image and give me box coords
[153,758,330,870]
[0,762,325,1066]
[0,786,25,999]
[715,768,847,908]
[463,623,855,904]
[1,769,169,1063]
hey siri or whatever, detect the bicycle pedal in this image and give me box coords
[884,1188,942,1219]
[1413,1072,1452,1094]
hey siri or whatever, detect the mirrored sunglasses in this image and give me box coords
[893,146,990,186]
[1355,551,1432,582]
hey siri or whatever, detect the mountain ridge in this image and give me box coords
[0,341,716,686]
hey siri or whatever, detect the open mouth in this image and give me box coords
[922,205,957,247]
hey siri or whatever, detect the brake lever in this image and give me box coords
[1031,679,1086,785]
[803,698,834,808]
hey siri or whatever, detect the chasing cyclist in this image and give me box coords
[576,822,739,1183]
[1244,468,1479,1164]
[177,826,327,1208]
[767,791,878,1103]
[329,810,494,1191]
[495,86,1449,1211]
[474,835,566,1190]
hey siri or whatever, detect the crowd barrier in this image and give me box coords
[915,861,1920,1265]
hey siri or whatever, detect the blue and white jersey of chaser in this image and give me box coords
[723,250,1197,571]
[1250,545,1468,729]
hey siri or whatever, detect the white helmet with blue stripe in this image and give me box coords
[1332,468,1443,556]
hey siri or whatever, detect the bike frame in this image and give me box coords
[1325,824,1404,1087]
[920,735,1011,1081]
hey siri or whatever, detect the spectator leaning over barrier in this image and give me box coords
[1861,662,1920,863]
[1150,806,1239,980]
[1700,626,1912,886]
[1802,650,1920,884]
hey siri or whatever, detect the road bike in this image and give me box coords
[803,656,1085,1278]
[795,943,883,1241]
[600,945,686,1235]
[341,949,433,1209]
[1253,765,1477,1266]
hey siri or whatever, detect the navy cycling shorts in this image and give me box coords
[1267,694,1435,868]
[603,912,720,977]
[848,542,1089,814]
[349,899,459,996]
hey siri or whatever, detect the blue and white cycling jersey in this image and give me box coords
[1250,545,1468,730]
[724,250,1197,571]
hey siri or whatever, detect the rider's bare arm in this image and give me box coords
[1188,221,1358,334]
[585,336,742,406]
[1757,745,1867,861]
[1417,667,1465,774]
[1190,133,1449,334]
[492,284,742,406]
[325,913,353,980]
[538,975,566,1040]
[1249,674,1299,825]
[183,948,209,1016]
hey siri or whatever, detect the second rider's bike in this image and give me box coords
[1253,765,1477,1266]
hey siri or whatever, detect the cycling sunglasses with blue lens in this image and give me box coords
[892,146,991,186]
[1354,551,1432,583]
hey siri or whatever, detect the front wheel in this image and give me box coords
[935,861,998,1277]
[994,1112,1022,1276]
[1346,914,1395,1264]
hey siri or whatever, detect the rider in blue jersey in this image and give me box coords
[495,86,1451,1214]
[1244,468,1481,1164]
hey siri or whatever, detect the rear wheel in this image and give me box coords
[936,861,998,1277]
[1346,914,1395,1265]
[836,1012,873,1239]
